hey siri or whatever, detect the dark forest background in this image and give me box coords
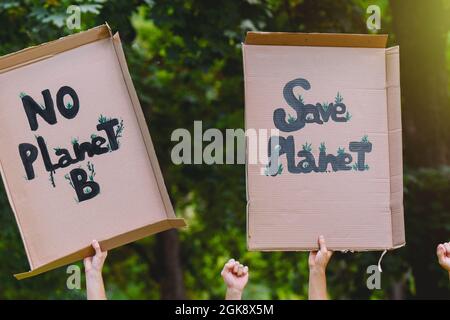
[0,0,449,299]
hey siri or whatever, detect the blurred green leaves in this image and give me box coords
[0,0,449,300]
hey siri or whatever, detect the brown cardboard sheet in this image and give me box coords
[0,25,186,279]
[243,32,404,251]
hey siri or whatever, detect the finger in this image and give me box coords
[101,251,108,261]
[225,259,236,269]
[83,257,91,268]
[243,266,249,275]
[221,264,228,276]
[318,235,327,253]
[437,244,445,259]
[92,240,102,256]
[237,264,244,276]
[437,244,447,265]
[444,243,450,255]
[224,262,234,272]
[233,262,240,274]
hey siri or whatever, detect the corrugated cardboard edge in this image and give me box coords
[242,44,251,251]
[242,35,405,252]
[14,218,185,280]
[245,32,388,48]
[0,24,186,279]
[385,46,405,249]
[249,244,405,252]
[0,24,112,74]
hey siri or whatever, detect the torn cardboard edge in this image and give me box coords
[15,218,186,280]
[243,32,405,252]
[250,243,406,253]
[0,24,186,279]
[244,31,388,48]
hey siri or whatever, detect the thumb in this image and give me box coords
[327,250,333,259]
[437,244,446,262]
[318,235,327,253]
[84,257,92,269]
[224,259,236,270]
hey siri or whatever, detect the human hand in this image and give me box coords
[84,240,107,300]
[221,259,249,300]
[436,242,450,273]
[308,235,333,274]
[84,240,108,275]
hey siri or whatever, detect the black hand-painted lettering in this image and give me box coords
[18,143,39,179]
[97,118,119,151]
[21,90,57,131]
[70,168,100,202]
[56,86,79,119]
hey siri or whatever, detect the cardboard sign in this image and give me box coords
[243,32,404,251]
[0,25,186,279]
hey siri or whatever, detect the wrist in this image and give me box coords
[308,267,328,300]
[226,287,243,300]
[86,269,103,280]
[309,266,326,276]
[86,270,106,300]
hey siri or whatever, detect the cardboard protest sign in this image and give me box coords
[0,25,186,279]
[243,32,404,251]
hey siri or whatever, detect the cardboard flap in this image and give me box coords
[385,45,405,247]
[245,32,388,48]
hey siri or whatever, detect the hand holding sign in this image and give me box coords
[308,236,333,300]
[84,240,107,300]
[308,235,333,273]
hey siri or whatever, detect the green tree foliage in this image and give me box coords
[0,0,449,299]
